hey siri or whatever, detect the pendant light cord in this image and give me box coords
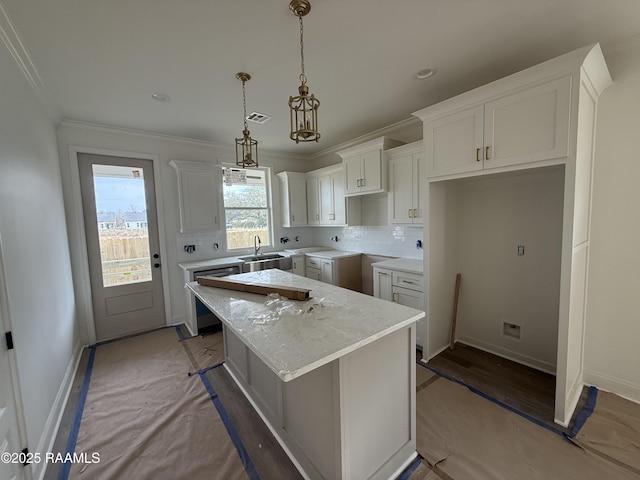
[241,79,248,131]
[299,15,307,85]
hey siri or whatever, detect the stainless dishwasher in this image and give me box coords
[192,265,241,332]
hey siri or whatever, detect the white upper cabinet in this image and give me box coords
[305,165,353,226]
[425,106,484,177]
[170,160,221,233]
[338,137,404,196]
[388,141,424,225]
[306,175,320,225]
[422,75,571,178]
[277,171,308,227]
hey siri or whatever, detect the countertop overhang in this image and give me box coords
[186,269,423,382]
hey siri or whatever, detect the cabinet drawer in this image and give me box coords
[392,271,423,291]
[305,257,322,269]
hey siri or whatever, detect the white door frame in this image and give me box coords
[0,234,31,480]
[66,145,171,345]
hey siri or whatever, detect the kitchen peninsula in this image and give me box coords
[186,269,423,480]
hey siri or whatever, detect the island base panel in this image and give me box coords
[223,324,416,480]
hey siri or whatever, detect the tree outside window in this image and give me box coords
[223,168,272,250]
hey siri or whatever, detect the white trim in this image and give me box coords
[0,1,60,123]
[456,337,557,375]
[33,341,84,480]
[66,145,172,345]
[0,234,31,480]
[583,370,640,405]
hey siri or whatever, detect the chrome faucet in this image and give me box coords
[254,235,262,256]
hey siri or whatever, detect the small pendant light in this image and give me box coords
[235,72,259,168]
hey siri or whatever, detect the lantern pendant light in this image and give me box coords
[288,0,320,143]
[235,72,259,168]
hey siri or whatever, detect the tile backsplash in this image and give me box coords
[175,224,422,263]
[311,225,423,260]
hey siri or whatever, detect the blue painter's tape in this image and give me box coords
[58,345,96,480]
[568,385,598,438]
[174,324,185,341]
[417,362,566,437]
[397,456,422,480]
[187,360,225,377]
[199,373,260,480]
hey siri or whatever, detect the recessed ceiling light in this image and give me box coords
[415,68,437,80]
[150,92,171,102]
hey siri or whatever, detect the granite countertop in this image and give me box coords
[371,258,423,275]
[186,269,423,382]
[304,249,361,260]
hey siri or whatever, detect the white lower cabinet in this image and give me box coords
[373,266,425,348]
[291,254,305,276]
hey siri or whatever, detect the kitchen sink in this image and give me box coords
[239,253,285,262]
[240,253,292,272]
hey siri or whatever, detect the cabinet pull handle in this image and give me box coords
[413,208,418,218]
[476,148,481,162]
[379,272,390,276]
[408,209,413,218]
[361,178,365,187]
[292,214,295,221]
[392,293,398,302]
[486,146,491,160]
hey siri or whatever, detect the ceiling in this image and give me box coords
[3,0,640,157]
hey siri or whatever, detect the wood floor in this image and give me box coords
[420,342,587,434]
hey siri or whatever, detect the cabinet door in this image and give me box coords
[279,173,308,227]
[360,149,384,193]
[292,255,305,276]
[321,260,334,284]
[393,286,425,347]
[343,155,362,195]
[483,76,571,169]
[177,168,220,232]
[305,267,322,281]
[412,152,423,225]
[424,105,484,178]
[331,171,346,225]
[318,174,334,224]
[373,268,393,302]
[388,154,414,224]
[306,176,320,225]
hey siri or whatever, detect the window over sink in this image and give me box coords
[222,167,272,251]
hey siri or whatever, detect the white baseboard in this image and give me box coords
[583,369,640,405]
[457,336,557,375]
[32,341,85,480]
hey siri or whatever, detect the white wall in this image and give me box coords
[584,41,640,402]
[0,41,79,475]
[56,122,305,339]
[454,168,565,373]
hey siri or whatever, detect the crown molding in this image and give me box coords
[307,116,422,160]
[57,119,311,162]
[0,1,61,123]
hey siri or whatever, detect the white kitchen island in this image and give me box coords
[186,269,424,480]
